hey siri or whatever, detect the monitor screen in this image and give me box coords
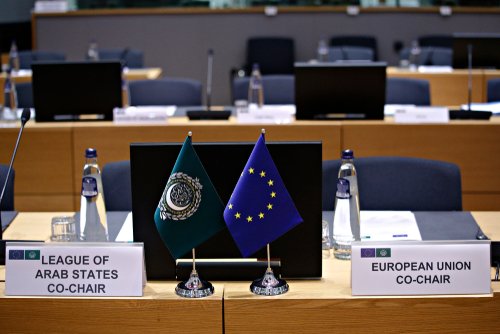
[130,141,322,280]
[452,33,500,69]
[294,61,387,120]
[32,61,122,122]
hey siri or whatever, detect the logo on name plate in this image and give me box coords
[376,248,391,258]
[9,249,40,260]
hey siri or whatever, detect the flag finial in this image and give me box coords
[188,131,193,137]
[261,128,266,134]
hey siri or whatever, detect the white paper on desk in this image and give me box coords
[237,104,295,124]
[460,102,500,114]
[115,212,134,242]
[384,104,415,116]
[360,211,422,241]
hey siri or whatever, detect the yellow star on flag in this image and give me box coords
[228,204,233,209]
[267,203,273,210]
[246,216,253,222]
[248,168,254,174]
[268,179,274,186]
[260,171,266,177]
[259,212,264,219]
[271,191,276,198]
[235,212,241,219]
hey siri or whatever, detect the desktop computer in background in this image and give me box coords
[294,62,387,121]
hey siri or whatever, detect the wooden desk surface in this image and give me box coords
[1,212,499,333]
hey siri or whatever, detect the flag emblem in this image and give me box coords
[9,250,24,260]
[223,133,303,257]
[376,248,391,258]
[25,250,40,260]
[154,135,226,259]
[360,248,376,258]
[158,172,202,221]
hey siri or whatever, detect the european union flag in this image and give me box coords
[223,133,303,257]
[154,134,226,259]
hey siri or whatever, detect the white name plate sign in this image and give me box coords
[5,242,145,297]
[394,106,449,123]
[351,240,491,296]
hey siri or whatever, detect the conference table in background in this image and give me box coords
[387,67,500,106]
[0,211,499,333]
[1,118,499,212]
[0,67,163,105]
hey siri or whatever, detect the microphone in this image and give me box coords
[186,49,231,120]
[449,44,492,120]
[0,109,30,262]
[120,47,130,68]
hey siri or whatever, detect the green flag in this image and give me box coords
[154,135,225,259]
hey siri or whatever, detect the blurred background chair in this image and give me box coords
[399,47,452,66]
[232,75,294,105]
[18,50,66,69]
[322,157,462,211]
[330,35,378,61]
[89,48,144,68]
[487,78,500,102]
[102,160,131,212]
[128,78,202,106]
[386,78,431,106]
[243,37,295,75]
[327,46,374,62]
[15,82,34,109]
[0,164,15,211]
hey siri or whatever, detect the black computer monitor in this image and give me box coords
[294,61,387,120]
[452,33,500,69]
[32,61,122,122]
[130,141,322,280]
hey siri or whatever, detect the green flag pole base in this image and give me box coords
[175,270,214,298]
[250,268,289,296]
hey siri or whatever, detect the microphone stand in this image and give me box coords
[185,49,231,120]
[0,108,31,264]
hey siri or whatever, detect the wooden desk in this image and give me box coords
[224,211,500,334]
[1,212,499,333]
[0,68,162,105]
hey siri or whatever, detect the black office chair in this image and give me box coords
[327,46,375,62]
[399,47,452,66]
[0,164,15,211]
[128,78,202,106]
[18,50,66,70]
[244,37,295,75]
[16,82,34,109]
[90,48,144,68]
[102,161,131,212]
[232,75,294,104]
[418,35,453,49]
[487,78,500,102]
[330,35,378,61]
[322,157,462,211]
[386,78,431,106]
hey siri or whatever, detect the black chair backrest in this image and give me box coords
[18,51,66,70]
[97,48,144,68]
[102,160,131,211]
[128,78,202,106]
[399,46,452,66]
[330,35,378,61]
[0,164,15,211]
[232,75,294,104]
[322,157,462,211]
[386,77,431,106]
[327,46,375,62]
[246,37,295,75]
[487,78,500,102]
